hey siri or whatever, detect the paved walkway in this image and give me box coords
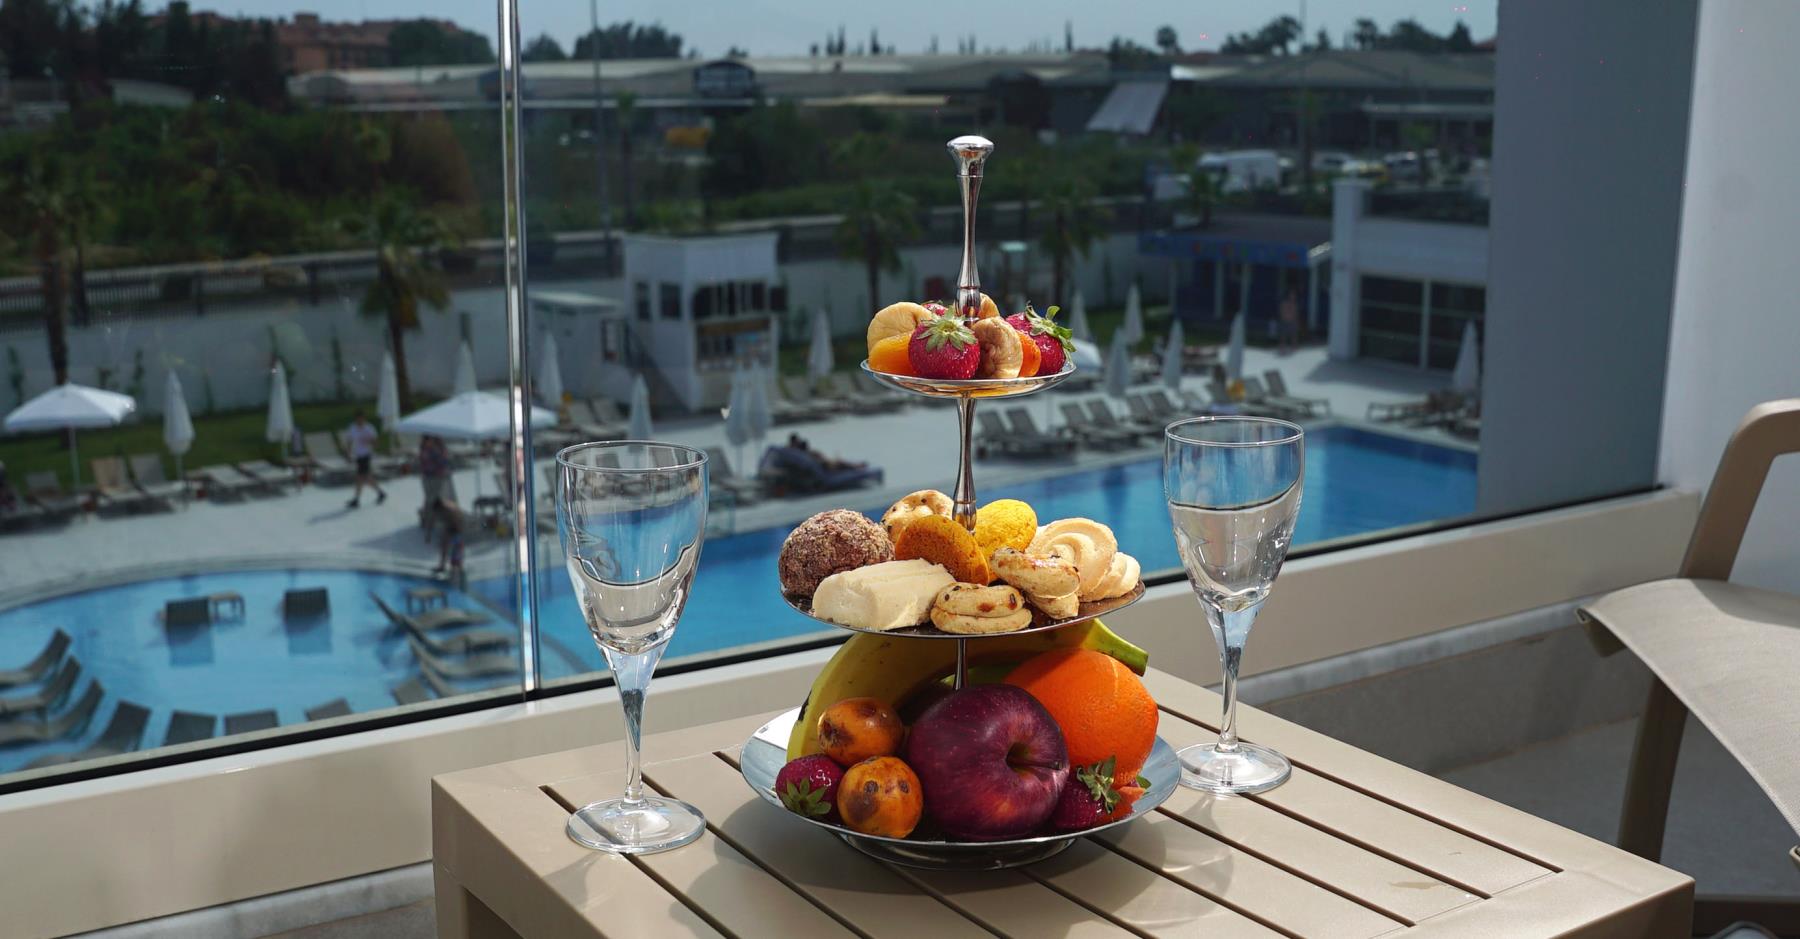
[0,345,1463,600]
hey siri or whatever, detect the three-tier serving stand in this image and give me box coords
[739,136,1175,870]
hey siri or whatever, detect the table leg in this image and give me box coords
[435,863,522,939]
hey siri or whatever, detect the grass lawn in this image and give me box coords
[1,400,377,491]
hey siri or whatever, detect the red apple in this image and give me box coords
[903,684,1069,840]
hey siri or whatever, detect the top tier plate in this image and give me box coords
[861,360,1073,399]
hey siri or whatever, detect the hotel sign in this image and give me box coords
[693,60,756,98]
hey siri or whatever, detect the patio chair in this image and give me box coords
[1577,399,1800,924]
[391,678,434,706]
[1000,409,1081,458]
[224,710,280,734]
[1085,399,1160,440]
[23,471,83,518]
[303,432,355,485]
[370,593,496,635]
[163,597,212,628]
[702,447,764,505]
[164,711,217,745]
[1057,402,1136,450]
[1263,370,1332,416]
[0,682,103,748]
[405,637,517,680]
[190,464,261,500]
[0,657,80,716]
[0,630,70,689]
[236,460,297,493]
[126,454,186,504]
[305,698,353,721]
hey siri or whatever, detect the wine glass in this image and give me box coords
[1164,417,1304,794]
[556,441,708,853]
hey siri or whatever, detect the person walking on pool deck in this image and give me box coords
[416,434,454,534]
[344,411,387,509]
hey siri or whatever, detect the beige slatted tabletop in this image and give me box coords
[432,669,1692,938]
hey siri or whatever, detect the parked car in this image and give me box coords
[1384,151,1424,182]
[1311,150,1356,175]
[1196,150,1282,193]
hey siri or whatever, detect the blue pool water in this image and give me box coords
[0,570,506,773]
[0,426,1475,773]
[512,426,1478,679]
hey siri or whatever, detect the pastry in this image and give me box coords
[973,499,1038,558]
[1029,518,1119,599]
[881,489,953,544]
[892,514,991,585]
[811,559,955,631]
[929,583,1033,634]
[990,546,1082,619]
[971,317,1023,379]
[779,509,893,598]
[867,302,937,354]
[1084,552,1141,602]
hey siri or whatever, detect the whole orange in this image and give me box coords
[1004,649,1157,787]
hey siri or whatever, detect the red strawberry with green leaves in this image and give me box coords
[908,315,980,379]
[1004,304,1074,375]
[1047,756,1145,831]
[775,755,845,824]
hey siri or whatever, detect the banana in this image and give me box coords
[786,618,1147,760]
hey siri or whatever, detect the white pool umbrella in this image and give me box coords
[376,351,400,431]
[746,366,773,457]
[453,341,478,395]
[163,371,194,499]
[1226,312,1246,380]
[627,374,653,440]
[1122,283,1145,344]
[1067,290,1093,343]
[1069,338,1102,371]
[807,310,834,383]
[6,382,136,486]
[395,391,553,440]
[1104,332,1131,399]
[723,368,751,476]
[1451,321,1481,393]
[265,361,293,446]
[537,332,564,408]
[1161,319,1185,391]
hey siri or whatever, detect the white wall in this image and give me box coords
[1475,0,1698,517]
[1659,0,1800,592]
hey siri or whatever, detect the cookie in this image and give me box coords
[882,489,953,544]
[893,514,991,585]
[973,499,1038,559]
[990,547,1080,598]
[931,582,1025,618]
[930,605,1034,634]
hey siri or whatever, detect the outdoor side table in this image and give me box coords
[432,668,1692,938]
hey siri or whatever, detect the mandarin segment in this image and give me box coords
[892,513,991,585]
[868,333,917,376]
[1005,649,1158,787]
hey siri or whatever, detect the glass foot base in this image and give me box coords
[567,796,706,854]
[1178,741,1291,795]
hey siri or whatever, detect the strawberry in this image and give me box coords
[775,755,845,824]
[1047,756,1139,832]
[922,300,950,318]
[1004,304,1074,375]
[908,315,980,379]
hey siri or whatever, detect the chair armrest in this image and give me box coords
[1681,398,1800,580]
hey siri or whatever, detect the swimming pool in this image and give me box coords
[511,426,1478,679]
[0,569,506,775]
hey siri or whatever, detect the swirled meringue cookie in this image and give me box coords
[1028,518,1119,599]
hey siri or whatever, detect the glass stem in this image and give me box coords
[604,644,665,805]
[1210,604,1261,753]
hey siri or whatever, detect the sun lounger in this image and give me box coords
[1146,390,1190,421]
[0,657,80,717]
[756,446,883,495]
[23,471,83,518]
[224,710,279,734]
[1084,400,1160,440]
[236,460,297,492]
[391,678,434,706]
[371,594,508,649]
[90,456,154,513]
[1262,370,1331,416]
[780,375,844,417]
[853,370,913,408]
[1000,409,1081,457]
[23,698,148,768]
[0,682,103,748]
[302,432,355,485]
[164,711,217,745]
[0,630,70,689]
[0,496,46,530]
[1056,402,1135,449]
[305,698,353,721]
[760,378,822,424]
[567,399,626,441]
[1237,377,1307,420]
[191,464,260,500]
[126,453,186,504]
[702,447,764,504]
[1126,395,1177,436]
[163,597,212,628]
[824,374,891,415]
[406,637,518,680]
[283,587,329,618]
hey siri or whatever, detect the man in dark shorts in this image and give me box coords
[345,410,387,508]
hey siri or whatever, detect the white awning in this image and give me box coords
[1086,80,1169,135]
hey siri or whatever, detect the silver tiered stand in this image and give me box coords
[742,135,1173,870]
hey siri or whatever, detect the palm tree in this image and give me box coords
[0,154,98,385]
[1037,174,1109,304]
[835,181,921,314]
[344,194,452,411]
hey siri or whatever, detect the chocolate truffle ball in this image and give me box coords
[779,509,893,598]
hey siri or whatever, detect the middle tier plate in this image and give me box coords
[783,580,1144,639]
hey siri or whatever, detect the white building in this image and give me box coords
[620,232,783,412]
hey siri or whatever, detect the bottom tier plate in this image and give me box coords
[738,706,1178,870]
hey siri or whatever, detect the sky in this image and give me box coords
[212,0,1497,59]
